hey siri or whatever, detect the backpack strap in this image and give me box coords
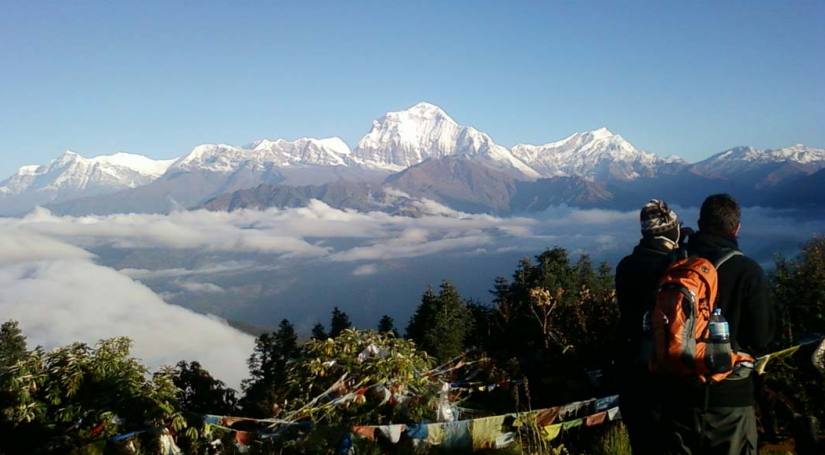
[713,249,743,349]
[714,250,742,269]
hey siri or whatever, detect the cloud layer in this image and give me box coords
[1,201,823,386]
[0,231,255,388]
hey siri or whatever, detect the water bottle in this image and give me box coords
[638,310,653,366]
[709,308,729,342]
[642,310,652,334]
[707,308,733,373]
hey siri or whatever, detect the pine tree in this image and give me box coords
[428,281,472,362]
[311,323,328,340]
[241,319,299,417]
[465,300,493,350]
[406,286,438,342]
[329,307,352,338]
[170,361,237,415]
[0,320,27,370]
[406,282,472,362]
[377,315,398,336]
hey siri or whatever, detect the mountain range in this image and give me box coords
[2,102,823,216]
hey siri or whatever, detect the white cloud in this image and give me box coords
[352,264,379,276]
[0,231,93,265]
[9,207,330,257]
[174,279,226,294]
[120,261,278,280]
[331,232,493,262]
[0,231,255,389]
[0,203,539,265]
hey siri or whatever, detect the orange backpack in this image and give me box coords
[649,250,754,382]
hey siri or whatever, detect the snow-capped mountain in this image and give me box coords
[691,145,825,178]
[688,144,825,191]
[4,102,824,216]
[169,137,354,174]
[353,102,540,179]
[0,151,175,214]
[512,128,684,181]
[45,138,387,216]
[1,151,173,195]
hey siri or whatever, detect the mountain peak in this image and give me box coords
[511,128,671,180]
[56,150,81,164]
[353,103,538,178]
[586,127,615,140]
[405,101,449,117]
[378,102,456,126]
[705,144,825,165]
[90,152,175,177]
[0,149,177,207]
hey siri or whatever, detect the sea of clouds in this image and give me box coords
[1,201,822,387]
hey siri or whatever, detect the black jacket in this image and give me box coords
[615,236,677,393]
[669,231,776,407]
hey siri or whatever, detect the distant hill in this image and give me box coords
[385,156,519,213]
[201,180,438,218]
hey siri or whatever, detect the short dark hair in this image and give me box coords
[699,194,741,236]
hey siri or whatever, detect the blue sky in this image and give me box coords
[1,1,823,176]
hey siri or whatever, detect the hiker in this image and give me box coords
[659,194,776,455]
[615,199,685,455]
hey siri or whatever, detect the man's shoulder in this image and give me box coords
[727,251,763,271]
[721,251,766,281]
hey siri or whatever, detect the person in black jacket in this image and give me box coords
[615,199,684,455]
[661,194,775,455]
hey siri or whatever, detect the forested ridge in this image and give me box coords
[1,238,823,454]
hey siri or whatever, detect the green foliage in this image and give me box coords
[0,337,183,454]
[587,422,632,455]
[773,237,825,337]
[241,319,300,417]
[488,248,618,406]
[765,237,825,437]
[281,329,440,426]
[491,249,616,360]
[406,281,474,362]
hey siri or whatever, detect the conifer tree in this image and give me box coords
[329,307,352,338]
[406,286,438,343]
[377,315,398,336]
[311,323,328,340]
[0,320,27,371]
[465,300,494,350]
[170,361,237,415]
[406,282,472,362]
[240,319,299,417]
